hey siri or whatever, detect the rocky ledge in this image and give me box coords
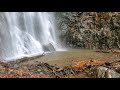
[0,58,120,78]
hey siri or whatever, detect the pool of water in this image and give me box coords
[28,49,118,67]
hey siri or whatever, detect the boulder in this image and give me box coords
[42,43,55,51]
[96,66,120,78]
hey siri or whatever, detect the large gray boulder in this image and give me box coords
[96,66,120,78]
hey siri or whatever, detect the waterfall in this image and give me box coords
[0,12,62,61]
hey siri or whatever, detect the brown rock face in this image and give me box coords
[55,12,120,49]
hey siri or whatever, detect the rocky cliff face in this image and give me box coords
[55,12,120,49]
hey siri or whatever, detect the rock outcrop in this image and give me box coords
[55,12,120,49]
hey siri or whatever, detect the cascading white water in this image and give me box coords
[0,12,63,61]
